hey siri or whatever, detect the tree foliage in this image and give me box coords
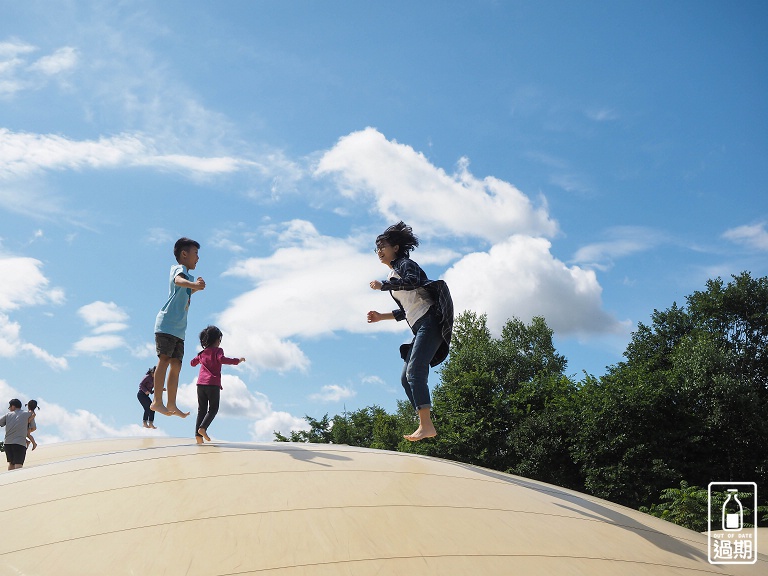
[573,272,768,508]
[426,312,581,490]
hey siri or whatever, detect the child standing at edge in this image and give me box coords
[151,237,206,418]
[367,222,453,442]
[25,400,38,450]
[191,325,244,444]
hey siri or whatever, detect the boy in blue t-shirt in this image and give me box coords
[151,237,206,417]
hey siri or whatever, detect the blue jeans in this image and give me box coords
[401,307,443,411]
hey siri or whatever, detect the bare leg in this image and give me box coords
[150,356,171,414]
[404,407,437,441]
[165,359,189,418]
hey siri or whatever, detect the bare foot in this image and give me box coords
[143,421,150,428]
[150,402,170,415]
[148,423,157,429]
[31,441,37,451]
[404,426,437,442]
[167,406,190,418]
[195,435,204,445]
[198,428,211,442]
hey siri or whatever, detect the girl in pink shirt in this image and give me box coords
[190,325,245,443]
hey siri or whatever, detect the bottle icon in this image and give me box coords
[722,489,743,531]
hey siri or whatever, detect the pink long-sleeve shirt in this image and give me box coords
[190,347,242,389]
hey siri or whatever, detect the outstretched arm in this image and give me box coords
[367,311,395,323]
[175,274,206,293]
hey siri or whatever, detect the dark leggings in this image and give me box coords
[195,385,221,437]
[137,391,155,422]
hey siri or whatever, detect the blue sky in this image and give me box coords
[1,1,766,444]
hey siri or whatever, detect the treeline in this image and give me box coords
[276,272,768,530]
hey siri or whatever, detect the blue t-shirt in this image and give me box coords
[154,264,194,340]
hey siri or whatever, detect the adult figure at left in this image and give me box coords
[1,399,34,470]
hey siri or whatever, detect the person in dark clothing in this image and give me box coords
[367,222,453,441]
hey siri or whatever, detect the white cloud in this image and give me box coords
[72,334,127,354]
[73,301,130,355]
[213,131,626,375]
[572,226,667,269]
[0,256,65,311]
[92,322,130,334]
[146,227,173,246]
[315,127,558,242]
[210,229,246,253]
[444,235,628,336]
[361,375,386,387]
[309,384,356,403]
[414,247,463,266]
[0,128,253,181]
[219,220,390,372]
[0,316,68,369]
[131,342,156,359]
[0,256,67,370]
[572,240,650,268]
[0,42,78,96]
[0,40,37,59]
[548,173,592,195]
[722,222,768,251]
[28,46,78,75]
[0,40,37,95]
[19,342,68,371]
[77,301,129,326]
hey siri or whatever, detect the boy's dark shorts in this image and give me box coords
[5,443,27,466]
[155,332,185,360]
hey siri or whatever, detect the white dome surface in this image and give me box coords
[1,437,765,575]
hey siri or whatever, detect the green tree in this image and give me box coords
[508,373,581,489]
[329,405,403,448]
[572,369,678,507]
[573,272,768,510]
[274,406,411,450]
[640,481,709,532]
[642,483,764,532]
[426,311,579,488]
[274,414,332,443]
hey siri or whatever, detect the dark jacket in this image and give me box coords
[381,257,454,367]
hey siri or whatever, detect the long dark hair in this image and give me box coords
[375,221,419,259]
[199,325,223,349]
